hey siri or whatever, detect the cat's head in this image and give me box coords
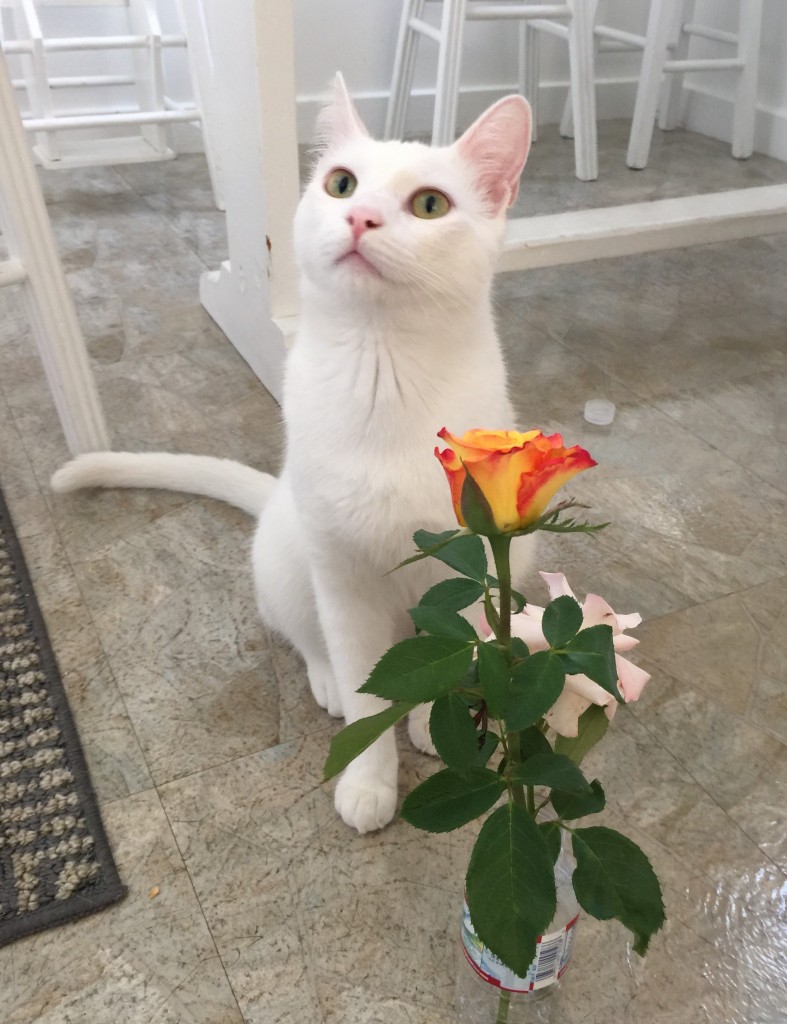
[294,74,531,308]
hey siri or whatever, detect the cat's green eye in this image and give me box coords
[411,188,451,220]
[325,168,358,199]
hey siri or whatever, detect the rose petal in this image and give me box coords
[564,672,617,710]
[581,593,618,630]
[613,634,639,652]
[545,691,591,737]
[510,607,549,651]
[539,571,576,602]
[616,655,650,702]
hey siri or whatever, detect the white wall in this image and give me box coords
[3,0,786,160]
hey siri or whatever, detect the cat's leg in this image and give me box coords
[252,484,341,716]
[310,560,411,834]
[407,703,438,756]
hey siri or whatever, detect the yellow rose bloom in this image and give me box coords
[435,428,597,533]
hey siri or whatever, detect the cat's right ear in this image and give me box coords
[314,73,369,151]
[454,95,532,214]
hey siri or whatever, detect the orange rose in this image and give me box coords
[435,428,596,534]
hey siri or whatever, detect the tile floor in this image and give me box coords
[0,122,785,1023]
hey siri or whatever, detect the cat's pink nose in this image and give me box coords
[347,206,383,243]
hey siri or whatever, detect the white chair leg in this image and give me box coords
[385,0,424,139]
[566,0,599,181]
[520,22,540,142]
[731,0,762,159]
[0,53,109,455]
[432,0,467,145]
[627,0,675,169]
[658,0,693,131]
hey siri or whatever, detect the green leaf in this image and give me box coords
[460,469,499,537]
[477,731,500,766]
[466,803,557,976]
[430,534,488,583]
[555,704,610,765]
[414,528,462,551]
[518,725,553,761]
[510,753,592,794]
[429,693,480,769]
[552,778,605,820]
[510,589,527,614]
[542,595,583,648]
[571,826,665,955]
[561,624,621,700]
[539,820,562,864]
[510,637,530,662]
[505,651,566,730]
[409,605,478,641]
[359,636,475,702]
[324,702,415,780]
[400,767,504,832]
[477,642,512,719]
[418,577,485,613]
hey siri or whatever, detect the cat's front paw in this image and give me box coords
[407,704,438,756]
[334,770,398,834]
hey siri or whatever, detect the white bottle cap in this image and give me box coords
[584,399,616,426]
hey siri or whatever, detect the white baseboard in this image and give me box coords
[681,84,787,164]
[295,79,639,144]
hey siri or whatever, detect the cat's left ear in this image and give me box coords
[454,95,532,214]
[314,72,369,151]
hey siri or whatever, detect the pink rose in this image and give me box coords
[509,572,650,737]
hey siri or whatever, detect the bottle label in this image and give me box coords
[460,897,579,994]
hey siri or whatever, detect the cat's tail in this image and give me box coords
[51,452,275,518]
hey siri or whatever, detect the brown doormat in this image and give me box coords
[0,484,126,946]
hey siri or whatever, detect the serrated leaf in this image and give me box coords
[555,704,610,765]
[418,577,485,613]
[510,637,530,662]
[505,651,566,730]
[561,624,620,700]
[466,804,557,976]
[542,595,583,648]
[430,534,488,583]
[477,731,500,766]
[413,528,462,551]
[324,702,415,780]
[477,641,512,719]
[571,826,665,955]
[408,605,478,641]
[429,693,480,768]
[359,636,475,702]
[510,753,591,794]
[552,778,605,820]
[518,725,553,761]
[400,767,504,832]
[539,820,562,864]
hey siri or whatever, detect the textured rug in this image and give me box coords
[0,484,126,946]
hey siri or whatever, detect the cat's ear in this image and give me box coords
[454,95,532,214]
[314,73,369,151]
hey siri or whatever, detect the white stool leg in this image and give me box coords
[732,0,762,159]
[432,0,467,145]
[520,22,540,142]
[0,54,109,455]
[627,0,675,169]
[385,0,424,139]
[658,0,693,131]
[566,0,599,181]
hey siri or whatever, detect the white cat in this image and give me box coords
[52,75,535,834]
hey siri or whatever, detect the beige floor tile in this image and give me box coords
[0,789,243,1024]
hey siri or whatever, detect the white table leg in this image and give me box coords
[0,52,109,455]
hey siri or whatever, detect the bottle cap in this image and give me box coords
[584,399,615,426]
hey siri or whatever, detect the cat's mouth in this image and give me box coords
[336,247,382,277]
